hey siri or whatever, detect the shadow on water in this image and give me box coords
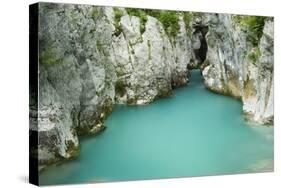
[39,70,274,186]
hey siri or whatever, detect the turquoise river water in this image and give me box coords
[39,70,274,185]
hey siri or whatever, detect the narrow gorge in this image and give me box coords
[30,3,274,184]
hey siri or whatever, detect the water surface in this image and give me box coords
[39,70,273,185]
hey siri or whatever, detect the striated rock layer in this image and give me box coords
[30,3,274,169]
[201,14,273,125]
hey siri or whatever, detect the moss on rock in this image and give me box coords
[126,8,148,34]
[39,47,62,66]
[155,11,180,38]
[91,8,100,20]
[124,8,180,38]
[233,15,267,47]
[113,8,123,36]
[65,140,80,158]
[247,47,261,64]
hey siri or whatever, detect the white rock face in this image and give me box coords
[201,14,274,124]
[242,20,274,124]
[111,14,192,104]
[31,3,273,168]
[34,4,117,167]
[33,3,194,167]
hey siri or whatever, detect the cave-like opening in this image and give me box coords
[194,24,208,65]
[186,23,209,86]
[188,23,209,70]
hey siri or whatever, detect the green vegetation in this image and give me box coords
[153,11,180,38]
[113,8,124,36]
[91,8,100,20]
[39,47,62,66]
[182,12,201,37]
[126,8,148,34]
[182,13,193,36]
[233,15,267,46]
[247,47,261,63]
[233,15,269,64]
[96,40,110,56]
[125,8,180,38]
[65,140,80,157]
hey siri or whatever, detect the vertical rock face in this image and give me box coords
[201,14,274,124]
[34,3,117,167]
[31,3,273,168]
[111,11,192,104]
[202,14,246,98]
[33,3,194,168]
[243,20,274,124]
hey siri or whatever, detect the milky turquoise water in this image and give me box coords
[39,70,274,185]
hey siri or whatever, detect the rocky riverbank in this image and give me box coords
[30,3,274,169]
[200,14,273,125]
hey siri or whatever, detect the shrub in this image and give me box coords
[125,8,180,38]
[39,47,62,66]
[113,8,124,36]
[126,8,148,34]
[182,12,193,36]
[233,15,267,46]
[247,48,261,63]
[156,11,180,38]
[91,8,100,20]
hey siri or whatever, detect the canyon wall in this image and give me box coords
[30,3,274,169]
[31,3,194,169]
[201,14,274,124]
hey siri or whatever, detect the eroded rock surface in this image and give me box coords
[32,3,194,168]
[201,14,273,124]
[30,3,274,169]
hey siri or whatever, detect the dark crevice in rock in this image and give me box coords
[188,23,209,70]
[194,24,208,65]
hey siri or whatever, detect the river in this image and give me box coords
[39,70,273,185]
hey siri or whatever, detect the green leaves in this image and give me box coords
[39,47,62,66]
[182,12,201,37]
[247,47,261,64]
[126,8,148,34]
[233,15,266,47]
[156,11,180,38]
[125,8,180,38]
[91,8,100,20]
[113,8,124,36]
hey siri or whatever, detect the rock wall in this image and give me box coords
[31,3,194,168]
[201,14,274,124]
[110,9,192,104]
[30,3,274,169]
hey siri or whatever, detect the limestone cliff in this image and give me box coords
[30,3,274,169]
[31,3,194,169]
[201,14,273,124]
